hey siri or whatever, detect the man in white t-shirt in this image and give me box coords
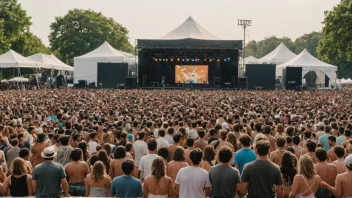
[133,132,148,168]
[139,138,158,182]
[156,129,169,150]
[175,148,211,198]
[88,132,98,154]
[188,122,199,140]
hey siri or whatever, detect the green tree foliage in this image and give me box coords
[293,31,323,57]
[245,36,295,58]
[318,0,352,78]
[49,9,134,65]
[0,0,48,55]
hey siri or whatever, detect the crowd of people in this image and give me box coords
[0,88,351,198]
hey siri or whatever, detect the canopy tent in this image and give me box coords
[27,53,74,71]
[74,41,136,84]
[277,49,337,85]
[258,43,296,65]
[239,56,259,64]
[8,77,28,82]
[138,16,242,49]
[0,50,49,69]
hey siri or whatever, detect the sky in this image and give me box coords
[18,0,341,47]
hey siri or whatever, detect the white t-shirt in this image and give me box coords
[133,140,148,167]
[165,134,174,144]
[188,129,198,140]
[175,166,211,198]
[157,137,169,150]
[88,141,98,154]
[139,154,158,179]
[153,129,159,138]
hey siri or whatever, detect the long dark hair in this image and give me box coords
[280,152,297,184]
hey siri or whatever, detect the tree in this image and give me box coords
[317,0,352,78]
[49,9,134,65]
[244,36,295,58]
[11,32,50,56]
[293,31,323,57]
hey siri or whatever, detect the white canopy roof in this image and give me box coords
[160,16,219,40]
[8,77,28,82]
[27,53,74,71]
[49,54,74,71]
[258,43,296,65]
[0,50,49,69]
[75,41,126,61]
[240,56,259,64]
[277,49,337,82]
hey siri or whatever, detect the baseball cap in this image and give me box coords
[345,154,352,169]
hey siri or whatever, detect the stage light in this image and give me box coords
[228,58,231,61]
[155,58,158,61]
[217,59,220,62]
[163,59,165,61]
[224,59,227,62]
[166,58,168,62]
[182,59,185,61]
[209,59,212,62]
[192,59,194,62]
[204,58,207,62]
[177,58,180,61]
[186,58,190,62]
[159,58,162,61]
[171,58,174,62]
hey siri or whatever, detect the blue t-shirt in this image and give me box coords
[234,148,256,174]
[319,133,331,151]
[110,175,143,198]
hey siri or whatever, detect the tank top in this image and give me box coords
[10,175,28,197]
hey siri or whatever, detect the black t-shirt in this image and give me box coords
[241,160,283,198]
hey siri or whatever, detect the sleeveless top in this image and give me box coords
[10,175,28,197]
[148,193,168,198]
[297,174,317,198]
[89,187,106,197]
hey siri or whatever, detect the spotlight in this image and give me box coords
[204,58,207,62]
[186,58,190,62]
[171,58,174,62]
[177,58,180,61]
[182,59,185,61]
[155,58,158,61]
[163,59,165,61]
[224,59,226,62]
[166,58,168,62]
[228,58,231,60]
[159,58,162,61]
[192,59,194,62]
[209,59,213,62]
[217,59,220,62]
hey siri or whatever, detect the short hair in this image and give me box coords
[219,129,228,140]
[189,148,203,165]
[197,128,205,138]
[113,145,126,159]
[173,132,182,143]
[158,129,166,137]
[125,142,132,152]
[334,146,345,158]
[59,135,70,146]
[218,146,233,163]
[121,160,135,175]
[328,136,336,143]
[157,147,169,160]
[315,147,327,162]
[276,136,286,148]
[172,146,185,161]
[303,131,311,139]
[147,138,157,151]
[19,148,30,158]
[37,133,46,143]
[11,138,19,146]
[264,126,271,134]
[186,138,194,147]
[255,123,262,132]
[345,130,352,137]
[168,128,174,135]
[209,128,217,136]
[72,133,80,141]
[293,136,300,145]
[239,134,251,147]
[306,140,316,152]
[286,136,293,144]
[256,140,270,156]
[191,122,197,128]
[89,132,97,139]
[138,131,145,140]
[88,154,99,166]
[70,148,82,161]
[287,127,294,136]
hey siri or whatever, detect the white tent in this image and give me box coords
[74,41,135,84]
[49,54,74,71]
[239,56,259,64]
[27,53,61,70]
[277,49,337,85]
[258,43,296,65]
[160,16,218,40]
[8,77,28,82]
[0,50,49,69]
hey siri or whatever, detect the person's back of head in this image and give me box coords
[147,138,157,151]
[138,131,146,140]
[298,155,316,179]
[324,125,331,134]
[121,160,135,175]
[173,132,182,143]
[157,147,169,161]
[162,122,168,129]
[345,130,351,137]
[303,131,311,139]
[256,140,270,156]
[167,128,174,135]
[338,127,345,136]
[19,148,30,158]
[328,135,336,144]
[209,128,217,137]
[218,146,233,164]
[186,138,194,148]
[37,133,46,143]
[306,140,316,152]
[293,136,300,145]
[334,146,345,159]
[315,147,327,162]
[70,148,82,161]
[11,138,19,147]
[197,128,205,138]
[239,134,251,147]
[219,129,228,141]
[158,129,166,137]
[264,125,271,135]
[276,136,286,148]
[89,132,97,140]
[255,123,262,132]
[172,146,185,162]
[59,135,70,146]
[113,145,126,159]
[191,122,197,129]
[287,127,294,137]
[233,123,241,133]
[189,148,203,165]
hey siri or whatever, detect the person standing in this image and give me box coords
[30,133,50,167]
[143,157,175,198]
[156,129,169,150]
[330,154,352,197]
[32,146,69,197]
[234,134,256,174]
[65,148,90,196]
[111,160,143,198]
[6,139,20,168]
[167,146,188,184]
[56,135,74,166]
[331,146,347,174]
[270,136,287,167]
[327,136,337,162]
[175,148,211,198]
[88,132,99,154]
[85,161,111,197]
[209,146,241,198]
[139,138,158,182]
[109,146,130,178]
[241,140,284,198]
[194,128,207,151]
[133,131,148,170]
[318,126,331,151]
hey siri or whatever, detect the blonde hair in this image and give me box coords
[298,155,316,178]
[276,124,284,133]
[92,161,106,182]
[151,157,165,182]
[11,157,27,176]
